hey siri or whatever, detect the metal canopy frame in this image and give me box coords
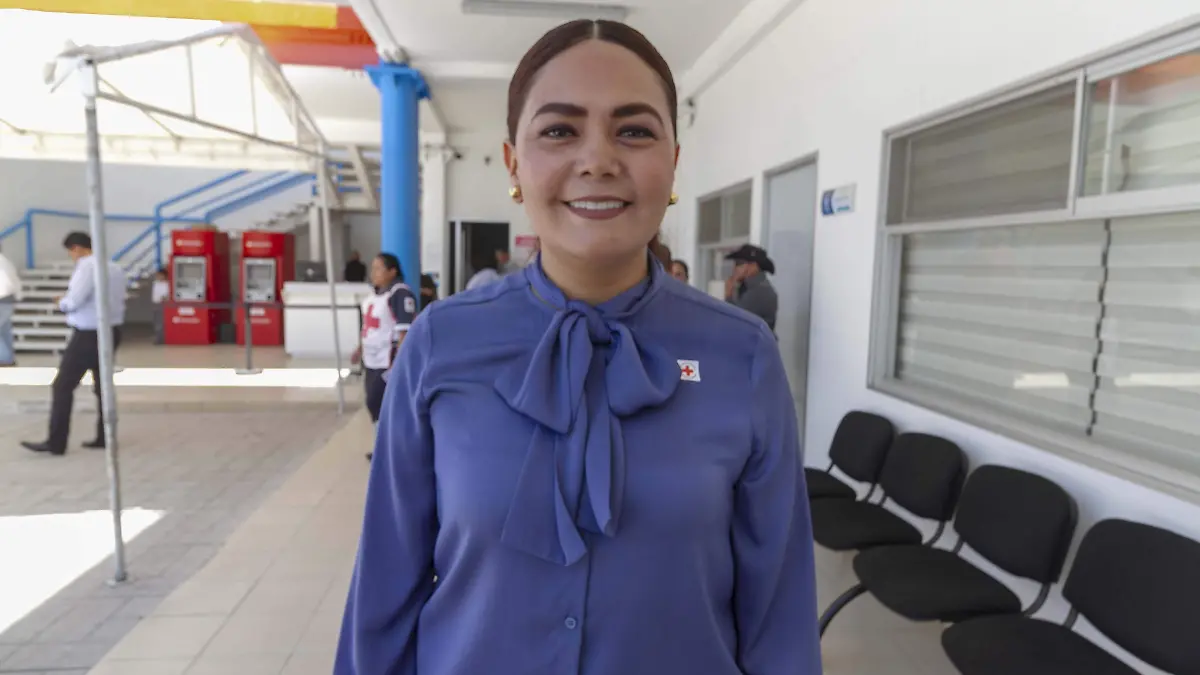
[0,18,326,169]
[30,21,348,584]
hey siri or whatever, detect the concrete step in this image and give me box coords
[21,279,70,291]
[19,290,60,302]
[13,312,68,327]
[21,268,70,276]
[15,301,59,313]
[13,336,65,354]
[14,325,72,339]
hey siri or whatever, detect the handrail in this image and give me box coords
[149,170,248,269]
[172,172,288,219]
[5,209,208,269]
[0,216,31,269]
[205,172,314,222]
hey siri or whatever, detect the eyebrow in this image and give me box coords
[532,102,665,126]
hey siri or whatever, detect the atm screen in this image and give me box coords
[173,258,207,302]
[244,259,277,303]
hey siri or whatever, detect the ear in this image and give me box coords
[503,141,519,183]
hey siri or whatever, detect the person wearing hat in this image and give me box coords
[724,244,778,331]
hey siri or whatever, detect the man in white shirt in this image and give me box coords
[0,249,21,367]
[22,232,127,456]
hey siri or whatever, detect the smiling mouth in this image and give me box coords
[564,199,632,220]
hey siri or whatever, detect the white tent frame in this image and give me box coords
[47,24,347,584]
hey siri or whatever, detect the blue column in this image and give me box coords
[367,62,429,291]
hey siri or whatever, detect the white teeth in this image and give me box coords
[568,200,626,211]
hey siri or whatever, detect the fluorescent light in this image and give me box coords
[461,0,630,22]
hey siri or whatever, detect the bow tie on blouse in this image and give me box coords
[494,258,680,566]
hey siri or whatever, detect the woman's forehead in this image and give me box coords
[523,40,670,116]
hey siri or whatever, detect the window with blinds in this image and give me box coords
[875,26,1200,492]
[886,84,1077,224]
[1092,211,1200,475]
[896,222,1105,434]
[1083,48,1200,196]
[895,212,1200,479]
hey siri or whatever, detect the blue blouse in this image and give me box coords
[336,256,822,675]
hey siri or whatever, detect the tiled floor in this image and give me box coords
[84,411,964,675]
[88,412,372,675]
[0,409,349,675]
[1,339,362,415]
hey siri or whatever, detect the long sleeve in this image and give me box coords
[733,325,822,674]
[335,313,438,674]
[59,259,94,314]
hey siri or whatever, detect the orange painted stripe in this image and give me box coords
[263,42,377,69]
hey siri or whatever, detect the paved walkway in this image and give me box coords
[0,409,350,675]
[86,412,374,675]
[82,411,961,675]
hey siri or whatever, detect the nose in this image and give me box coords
[576,130,621,179]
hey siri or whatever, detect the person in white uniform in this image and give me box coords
[352,253,417,451]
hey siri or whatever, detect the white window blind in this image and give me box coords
[896,221,1106,434]
[887,84,1076,224]
[1092,211,1200,474]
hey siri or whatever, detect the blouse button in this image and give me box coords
[564,617,578,630]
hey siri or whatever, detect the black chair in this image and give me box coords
[805,411,894,500]
[818,465,1077,637]
[942,519,1200,675]
[809,432,966,554]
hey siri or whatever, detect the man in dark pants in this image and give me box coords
[22,232,127,456]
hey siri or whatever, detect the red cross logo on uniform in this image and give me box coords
[362,304,380,338]
[678,359,701,382]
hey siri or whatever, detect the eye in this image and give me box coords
[619,125,657,140]
[540,124,576,139]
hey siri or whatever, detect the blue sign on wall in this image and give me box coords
[821,184,857,216]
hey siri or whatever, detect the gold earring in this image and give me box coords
[509,186,522,202]
[669,192,679,206]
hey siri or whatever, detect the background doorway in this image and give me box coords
[447,220,510,294]
[763,159,818,445]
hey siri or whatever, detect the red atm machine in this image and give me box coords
[165,228,231,345]
[236,231,295,346]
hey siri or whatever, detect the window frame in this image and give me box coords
[867,19,1200,503]
[696,180,753,245]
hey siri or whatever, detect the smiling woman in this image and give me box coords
[336,18,822,675]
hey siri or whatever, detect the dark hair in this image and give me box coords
[507,19,678,144]
[653,240,673,268]
[472,250,498,273]
[63,232,92,250]
[375,252,404,282]
[671,259,690,278]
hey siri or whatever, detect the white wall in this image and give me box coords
[445,129,532,249]
[0,159,312,270]
[677,2,1200,671]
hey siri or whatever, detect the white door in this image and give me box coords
[764,161,818,441]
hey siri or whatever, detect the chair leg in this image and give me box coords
[818,583,867,638]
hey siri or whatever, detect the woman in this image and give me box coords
[353,253,417,429]
[464,250,502,291]
[337,19,821,675]
[670,258,690,283]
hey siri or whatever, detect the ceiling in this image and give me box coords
[345,0,757,133]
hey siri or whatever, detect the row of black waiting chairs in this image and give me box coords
[806,410,1200,675]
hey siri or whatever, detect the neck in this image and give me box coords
[540,248,648,305]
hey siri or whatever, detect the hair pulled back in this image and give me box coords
[506,19,678,144]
